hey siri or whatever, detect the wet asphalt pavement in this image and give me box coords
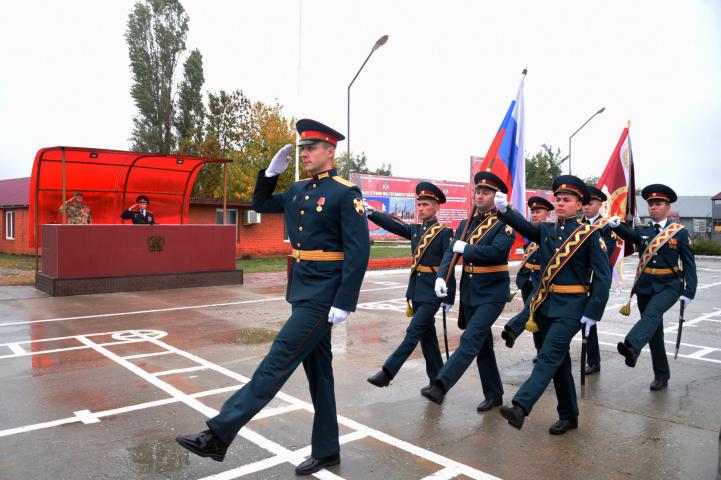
[1,259,720,479]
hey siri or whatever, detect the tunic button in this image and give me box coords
[297,242,301,247]
[559,236,563,240]
[469,274,473,278]
[561,226,565,230]
[299,226,303,231]
[300,210,304,215]
[312,184,317,188]
[417,273,421,277]
[304,195,309,200]
[555,248,560,252]
[652,260,656,264]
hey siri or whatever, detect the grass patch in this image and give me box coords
[0,270,35,286]
[0,253,39,270]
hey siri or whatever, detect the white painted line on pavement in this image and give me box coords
[73,409,100,424]
[153,365,207,377]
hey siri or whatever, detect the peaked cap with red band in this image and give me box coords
[641,183,677,203]
[416,181,446,204]
[552,175,590,204]
[473,171,508,194]
[527,195,554,211]
[297,118,345,147]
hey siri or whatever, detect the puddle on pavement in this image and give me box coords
[127,437,190,475]
[235,327,278,344]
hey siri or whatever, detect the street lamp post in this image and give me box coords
[347,35,389,163]
[568,106,605,174]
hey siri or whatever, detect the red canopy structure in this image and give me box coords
[28,146,230,247]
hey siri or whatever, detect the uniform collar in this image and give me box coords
[583,214,601,224]
[477,208,496,218]
[312,169,337,182]
[421,217,438,228]
[557,216,578,226]
[652,218,668,229]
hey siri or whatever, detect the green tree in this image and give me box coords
[126,0,189,153]
[334,151,392,180]
[525,144,564,189]
[584,175,600,187]
[175,49,205,154]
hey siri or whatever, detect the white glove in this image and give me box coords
[442,303,453,314]
[680,296,692,308]
[265,144,294,177]
[494,191,508,213]
[608,215,621,228]
[452,240,467,254]
[362,200,376,216]
[580,316,596,336]
[328,307,350,325]
[434,278,448,298]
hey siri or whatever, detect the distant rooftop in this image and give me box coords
[0,177,30,207]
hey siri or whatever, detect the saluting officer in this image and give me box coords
[495,175,611,434]
[502,196,554,351]
[121,195,156,224]
[580,185,617,375]
[175,119,370,476]
[423,171,515,412]
[365,182,456,390]
[608,184,696,391]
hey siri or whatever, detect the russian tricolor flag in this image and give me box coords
[479,70,526,212]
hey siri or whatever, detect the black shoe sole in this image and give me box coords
[650,383,668,391]
[421,389,444,405]
[175,437,225,462]
[617,342,637,367]
[499,408,524,430]
[476,398,503,412]
[367,378,389,388]
[584,365,601,375]
[501,330,515,348]
[295,458,340,475]
[549,424,578,435]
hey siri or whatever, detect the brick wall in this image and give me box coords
[188,205,290,259]
[0,208,33,255]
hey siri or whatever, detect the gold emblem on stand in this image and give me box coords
[148,235,165,253]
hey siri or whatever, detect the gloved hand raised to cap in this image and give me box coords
[494,191,508,213]
[265,144,294,177]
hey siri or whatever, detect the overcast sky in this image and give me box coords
[1,0,719,195]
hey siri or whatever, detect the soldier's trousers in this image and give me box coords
[625,288,680,381]
[505,297,542,351]
[383,301,444,382]
[586,324,601,365]
[435,302,505,401]
[512,314,580,420]
[207,300,339,458]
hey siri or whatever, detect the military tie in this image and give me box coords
[653,223,661,236]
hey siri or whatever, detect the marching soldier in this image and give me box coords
[608,184,696,390]
[365,182,456,390]
[423,171,515,412]
[502,196,554,351]
[175,119,370,476]
[494,175,611,434]
[121,195,156,224]
[580,186,617,375]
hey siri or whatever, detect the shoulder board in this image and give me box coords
[332,176,357,188]
[504,224,514,235]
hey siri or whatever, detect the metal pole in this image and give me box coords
[568,107,605,176]
[568,136,572,175]
[61,147,67,224]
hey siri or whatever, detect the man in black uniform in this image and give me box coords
[580,185,617,375]
[365,182,455,391]
[175,119,370,476]
[121,195,156,224]
[608,184,696,390]
[502,196,553,351]
[495,175,611,434]
[422,171,515,412]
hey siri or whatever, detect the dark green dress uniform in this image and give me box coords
[367,182,456,383]
[121,194,156,224]
[505,196,553,350]
[611,184,696,383]
[206,165,370,460]
[433,172,515,403]
[498,176,611,423]
[581,211,617,368]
